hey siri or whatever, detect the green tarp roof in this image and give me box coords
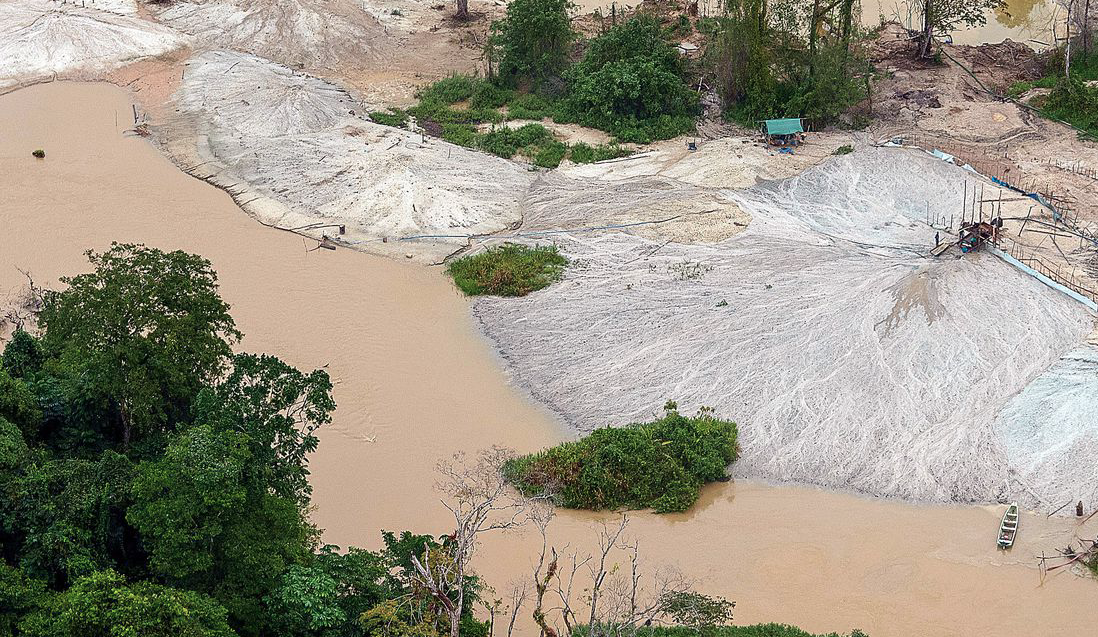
[764,118,803,135]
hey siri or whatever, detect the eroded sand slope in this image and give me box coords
[473,148,1095,507]
[0,0,185,89]
[160,51,535,260]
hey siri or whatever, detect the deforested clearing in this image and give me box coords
[472,147,1095,508]
[0,0,185,89]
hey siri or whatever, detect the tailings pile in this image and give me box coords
[160,50,535,260]
[0,0,185,89]
[474,147,1094,506]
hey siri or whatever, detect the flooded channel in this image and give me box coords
[2,81,1096,636]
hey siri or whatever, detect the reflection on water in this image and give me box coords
[996,0,1045,28]
[569,0,1063,48]
[862,0,1063,46]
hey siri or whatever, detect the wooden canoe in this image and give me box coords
[998,502,1019,549]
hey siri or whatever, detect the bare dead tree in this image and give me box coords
[528,498,561,637]
[1,268,46,336]
[456,0,469,20]
[586,516,630,632]
[505,580,529,637]
[538,514,692,637]
[409,446,527,637]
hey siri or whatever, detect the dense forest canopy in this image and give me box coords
[0,244,488,637]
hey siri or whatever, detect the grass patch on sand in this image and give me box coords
[447,243,567,297]
[368,108,408,127]
[406,75,635,167]
[568,142,631,164]
[504,402,738,513]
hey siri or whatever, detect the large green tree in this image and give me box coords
[194,353,335,508]
[127,425,251,581]
[19,570,235,637]
[38,243,240,450]
[489,0,576,87]
[1,451,135,587]
[559,15,699,142]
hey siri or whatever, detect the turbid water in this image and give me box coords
[573,0,1062,47]
[2,81,1097,636]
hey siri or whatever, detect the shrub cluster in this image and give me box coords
[1044,75,1098,138]
[407,9,701,154]
[406,75,629,167]
[556,16,699,143]
[1007,51,1098,139]
[490,0,576,88]
[447,243,567,297]
[505,402,738,513]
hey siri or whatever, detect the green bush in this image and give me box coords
[533,140,568,168]
[833,144,854,155]
[470,81,515,111]
[1043,74,1098,138]
[369,109,408,128]
[559,16,699,143]
[505,402,738,513]
[416,74,479,104]
[442,123,477,147]
[568,142,631,163]
[410,76,506,127]
[489,0,576,87]
[447,243,567,296]
[476,123,553,158]
[506,92,554,120]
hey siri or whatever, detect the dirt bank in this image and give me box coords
[3,79,1098,637]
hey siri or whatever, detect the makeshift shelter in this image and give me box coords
[763,118,804,147]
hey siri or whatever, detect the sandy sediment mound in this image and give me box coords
[0,0,185,89]
[562,135,858,189]
[523,172,750,244]
[995,346,1098,510]
[160,51,534,261]
[474,147,1094,506]
[150,0,390,72]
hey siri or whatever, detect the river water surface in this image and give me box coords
[574,0,1063,47]
[2,81,1096,636]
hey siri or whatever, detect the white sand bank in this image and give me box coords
[0,0,184,89]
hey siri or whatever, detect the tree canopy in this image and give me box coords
[38,243,240,450]
[0,245,490,637]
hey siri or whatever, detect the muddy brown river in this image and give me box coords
[2,81,1096,636]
